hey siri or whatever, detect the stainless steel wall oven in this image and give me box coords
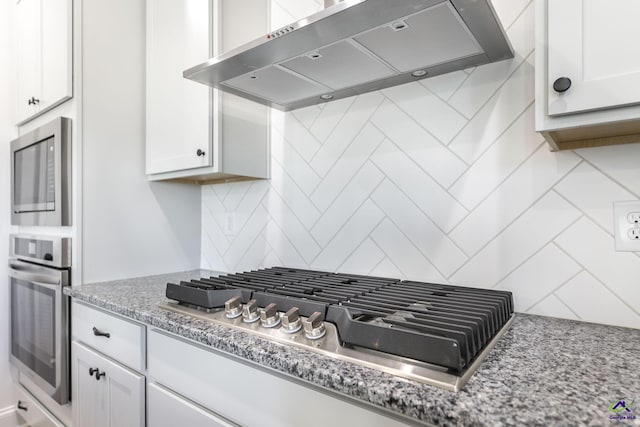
[10,117,72,226]
[9,234,72,404]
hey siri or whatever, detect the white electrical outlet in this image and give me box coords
[628,227,640,239]
[614,201,640,251]
[628,212,640,224]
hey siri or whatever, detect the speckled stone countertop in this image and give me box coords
[65,271,640,426]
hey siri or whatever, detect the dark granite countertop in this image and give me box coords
[65,270,640,426]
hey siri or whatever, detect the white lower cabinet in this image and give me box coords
[71,342,145,427]
[147,329,409,427]
[147,383,237,427]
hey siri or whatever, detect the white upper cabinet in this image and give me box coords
[16,0,40,122]
[146,0,211,174]
[536,0,640,150]
[146,0,270,183]
[15,0,72,125]
[547,0,640,116]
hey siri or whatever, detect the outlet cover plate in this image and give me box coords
[614,200,640,251]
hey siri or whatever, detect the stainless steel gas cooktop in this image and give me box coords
[160,267,514,391]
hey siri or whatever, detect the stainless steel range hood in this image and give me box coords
[184,0,513,111]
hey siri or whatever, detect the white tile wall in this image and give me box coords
[201,0,640,329]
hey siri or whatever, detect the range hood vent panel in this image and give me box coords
[353,3,483,72]
[223,66,329,105]
[280,40,396,91]
[185,0,513,111]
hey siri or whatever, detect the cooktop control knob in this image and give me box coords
[281,307,302,333]
[224,296,242,319]
[260,303,281,328]
[302,311,326,340]
[242,299,260,323]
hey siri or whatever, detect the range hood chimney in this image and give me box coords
[184,0,513,111]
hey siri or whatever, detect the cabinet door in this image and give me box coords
[15,0,72,125]
[72,342,145,427]
[148,383,237,427]
[547,0,640,116]
[148,330,408,427]
[16,0,41,123]
[40,0,72,112]
[146,0,212,175]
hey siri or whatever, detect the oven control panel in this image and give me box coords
[10,234,71,268]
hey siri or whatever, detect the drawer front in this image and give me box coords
[148,329,408,427]
[72,301,145,371]
[16,387,65,427]
[148,383,237,427]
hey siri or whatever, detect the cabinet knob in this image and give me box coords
[27,97,40,105]
[93,326,110,338]
[89,367,106,380]
[553,77,572,93]
[17,401,27,412]
[196,149,206,157]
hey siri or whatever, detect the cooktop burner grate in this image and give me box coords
[165,267,513,373]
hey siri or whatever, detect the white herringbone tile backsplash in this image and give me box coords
[201,0,640,329]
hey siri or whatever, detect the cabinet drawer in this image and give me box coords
[148,383,237,427]
[16,387,65,427]
[148,329,407,427]
[72,301,145,371]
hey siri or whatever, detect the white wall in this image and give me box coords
[0,0,16,411]
[81,0,201,283]
[201,0,640,329]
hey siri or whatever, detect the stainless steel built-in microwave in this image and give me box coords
[11,117,72,226]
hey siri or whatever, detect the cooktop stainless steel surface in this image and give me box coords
[160,267,514,391]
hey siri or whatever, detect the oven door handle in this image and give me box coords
[9,262,62,289]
